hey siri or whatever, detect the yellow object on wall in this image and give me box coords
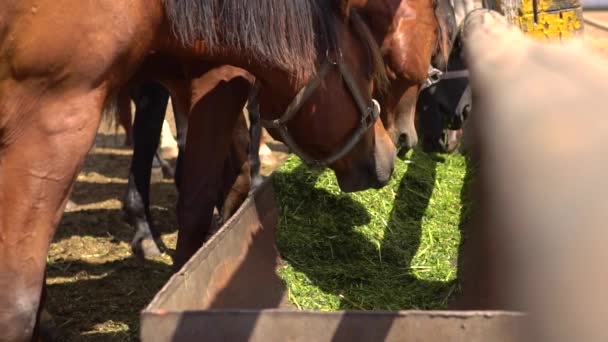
[488,0,584,41]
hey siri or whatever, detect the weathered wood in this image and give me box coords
[462,9,608,342]
[140,174,525,341]
[142,310,524,342]
[584,14,608,31]
[142,177,287,313]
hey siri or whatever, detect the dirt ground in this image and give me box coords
[45,13,608,341]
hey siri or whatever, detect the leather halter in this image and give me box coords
[420,66,471,130]
[247,50,381,168]
[421,66,470,90]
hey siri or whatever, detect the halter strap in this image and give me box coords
[442,70,470,80]
[421,66,470,90]
[260,61,333,129]
[249,50,380,168]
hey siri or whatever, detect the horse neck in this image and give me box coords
[360,0,401,43]
[363,0,438,83]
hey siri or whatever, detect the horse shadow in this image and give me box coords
[77,149,134,180]
[42,123,184,341]
[54,205,179,249]
[68,180,176,208]
[274,149,464,318]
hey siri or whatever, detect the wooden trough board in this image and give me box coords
[140,177,524,341]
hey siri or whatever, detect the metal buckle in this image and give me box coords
[420,67,444,91]
[427,67,444,85]
[326,48,343,66]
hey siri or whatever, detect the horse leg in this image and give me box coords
[122,82,170,258]
[153,150,175,180]
[172,103,188,190]
[247,105,264,191]
[174,76,251,271]
[217,113,252,225]
[393,84,422,158]
[0,91,103,341]
[33,272,57,341]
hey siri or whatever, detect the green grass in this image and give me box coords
[274,149,472,311]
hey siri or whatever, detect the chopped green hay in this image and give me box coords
[274,150,471,311]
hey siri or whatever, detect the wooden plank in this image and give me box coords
[140,170,524,341]
[142,176,288,313]
[141,310,524,342]
[462,9,608,342]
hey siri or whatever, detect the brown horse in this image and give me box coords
[358,0,455,155]
[0,0,396,339]
[150,0,459,265]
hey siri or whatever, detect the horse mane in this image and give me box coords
[162,0,337,79]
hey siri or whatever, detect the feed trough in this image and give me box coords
[140,176,523,342]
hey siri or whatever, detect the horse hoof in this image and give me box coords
[132,238,163,259]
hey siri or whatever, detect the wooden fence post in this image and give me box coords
[460,8,608,341]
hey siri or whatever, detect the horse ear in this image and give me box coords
[338,0,369,17]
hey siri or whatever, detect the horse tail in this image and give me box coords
[101,92,118,130]
[102,87,134,144]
